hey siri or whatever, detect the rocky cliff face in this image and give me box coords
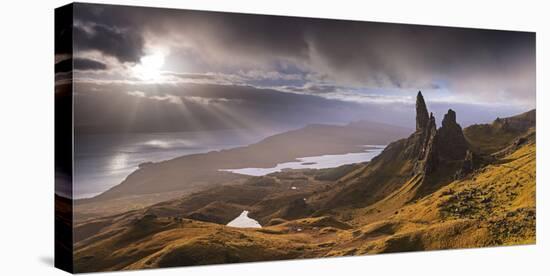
[413,111,438,175]
[437,109,469,161]
[413,92,470,178]
[416,91,430,131]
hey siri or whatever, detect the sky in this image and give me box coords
[56,3,536,133]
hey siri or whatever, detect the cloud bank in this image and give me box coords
[59,3,535,133]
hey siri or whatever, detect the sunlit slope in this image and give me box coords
[464,109,535,154]
[73,138,534,272]
[72,107,536,271]
[330,139,535,255]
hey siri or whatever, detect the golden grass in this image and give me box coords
[73,135,536,272]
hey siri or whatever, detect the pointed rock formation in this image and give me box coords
[324,92,475,209]
[442,109,457,128]
[412,102,469,178]
[423,113,439,174]
[413,111,437,175]
[436,109,469,161]
[416,91,429,131]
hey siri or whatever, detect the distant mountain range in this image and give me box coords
[72,93,535,271]
[75,119,410,216]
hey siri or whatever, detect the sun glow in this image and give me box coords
[134,51,166,81]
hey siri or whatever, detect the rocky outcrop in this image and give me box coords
[412,93,470,177]
[320,91,478,210]
[423,115,439,174]
[413,109,438,175]
[437,109,469,161]
[416,91,430,131]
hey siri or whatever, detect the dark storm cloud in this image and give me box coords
[73,58,107,70]
[73,4,535,81]
[73,23,145,63]
[73,4,146,63]
[130,7,534,90]
[72,3,535,110]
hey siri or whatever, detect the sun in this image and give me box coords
[134,52,165,81]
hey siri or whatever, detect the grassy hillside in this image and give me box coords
[74,140,535,272]
[464,109,535,154]
[73,110,536,272]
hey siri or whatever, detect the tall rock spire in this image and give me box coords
[436,109,469,160]
[441,109,458,128]
[416,91,429,131]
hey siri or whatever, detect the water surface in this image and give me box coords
[74,130,275,199]
[220,145,385,176]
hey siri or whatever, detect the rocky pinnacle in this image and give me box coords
[437,109,469,160]
[416,91,429,131]
[413,103,470,177]
[442,109,457,128]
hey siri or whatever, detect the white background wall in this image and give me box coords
[0,0,548,275]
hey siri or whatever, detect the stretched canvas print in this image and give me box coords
[55,2,536,273]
